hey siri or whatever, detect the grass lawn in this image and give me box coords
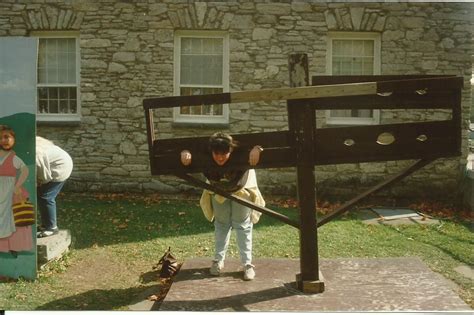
[0,193,472,310]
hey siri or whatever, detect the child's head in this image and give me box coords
[0,125,15,151]
[209,132,237,154]
[209,132,238,166]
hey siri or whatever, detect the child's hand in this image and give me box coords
[181,150,192,166]
[249,146,263,166]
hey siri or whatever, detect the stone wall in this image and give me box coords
[1,1,472,200]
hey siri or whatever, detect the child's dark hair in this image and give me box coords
[208,132,238,154]
[0,125,15,137]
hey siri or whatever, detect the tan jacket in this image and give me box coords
[199,169,265,224]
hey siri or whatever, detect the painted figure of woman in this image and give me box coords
[0,125,33,254]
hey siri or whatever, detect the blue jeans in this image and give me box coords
[37,181,65,230]
[212,197,253,266]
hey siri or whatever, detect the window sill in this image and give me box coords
[36,115,81,126]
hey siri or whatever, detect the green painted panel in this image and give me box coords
[0,37,38,280]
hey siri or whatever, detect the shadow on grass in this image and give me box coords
[57,195,300,250]
[35,283,162,310]
[385,222,473,266]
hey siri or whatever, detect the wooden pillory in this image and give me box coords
[143,53,462,293]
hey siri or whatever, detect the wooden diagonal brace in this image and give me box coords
[317,158,434,227]
[176,173,300,229]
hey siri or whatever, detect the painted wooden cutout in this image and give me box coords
[0,37,38,280]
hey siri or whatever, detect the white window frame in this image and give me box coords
[32,31,81,123]
[326,32,381,126]
[173,31,229,124]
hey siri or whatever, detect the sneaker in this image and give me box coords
[210,260,224,276]
[243,264,255,281]
[37,227,59,238]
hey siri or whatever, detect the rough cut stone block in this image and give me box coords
[37,229,71,266]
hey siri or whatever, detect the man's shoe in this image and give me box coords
[210,260,224,276]
[243,264,255,281]
[37,227,59,238]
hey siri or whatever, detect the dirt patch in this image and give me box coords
[41,246,173,310]
[50,248,159,298]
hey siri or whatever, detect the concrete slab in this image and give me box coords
[372,207,421,219]
[37,229,71,266]
[358,208,439,225]
[159,257,471,312]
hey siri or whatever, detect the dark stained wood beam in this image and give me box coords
[288,53,322,291]
[143,76,462,110]
[148,120,458,175]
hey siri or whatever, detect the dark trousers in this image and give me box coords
[37,181,65,230]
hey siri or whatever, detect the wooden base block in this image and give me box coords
[296,271,325,293]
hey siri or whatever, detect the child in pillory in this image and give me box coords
[180,132,264,281]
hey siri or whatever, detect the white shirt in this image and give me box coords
[36,143,73,184]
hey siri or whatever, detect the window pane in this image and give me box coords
[213,104,223,115]
[38,99,48,113]
[342,41,352,55]
[47,68,58,83]
[364,40,374,56]
[70,100,77,113]
[180,106,190,114]
[59,100,69,113]
[202,105,213,115]
[331,37,376,120]
[38,69,47,83]
[70,87,77,99]
[352,58,363,74]
[49,87,58,100]
[38,87,48,99]
[356,109,372,118]
[191,38,201,53]
[38,38,76,84]
[179,87,223,116]
[330,110,350,118]
[49,99,59,113]
[190,105,202,115]
[353,40,364,56]
[59,87,69,99]
[37,86,77,114]
[181,38,191,54]
[362,57,373,74]
[180,37,223,86]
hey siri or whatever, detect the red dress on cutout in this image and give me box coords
[0,151,33,252]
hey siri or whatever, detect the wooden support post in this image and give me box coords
[144,107,156,174]
[288,53,324,293]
